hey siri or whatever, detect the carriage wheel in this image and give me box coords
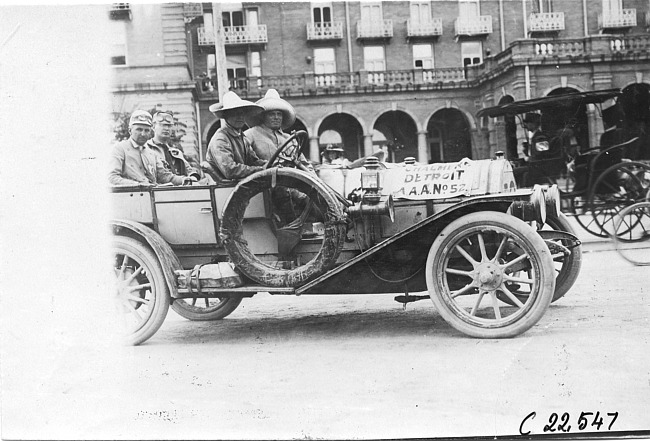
[566,194,605,237]
[113,236,170,345]
[588,161,650,238]
[171,296,243,321]
[425,212,555,338]
[612,202,650,266]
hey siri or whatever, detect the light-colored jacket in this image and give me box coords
[108,139,185,186]
[244,125,315,173]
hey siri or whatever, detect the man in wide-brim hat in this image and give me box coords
[205,91,267,183]
[244,89,315,173]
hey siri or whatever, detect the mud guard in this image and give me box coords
[111,219,183,299]
[220,168,348,287]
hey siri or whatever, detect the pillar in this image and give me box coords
[309,136,320,163]
[363,133,374,157]
[417,130,428,164]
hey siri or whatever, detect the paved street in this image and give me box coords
[3,220,649,440]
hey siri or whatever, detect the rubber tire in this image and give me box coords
[171,296,243,321]
[221,167,347,287]
[425,212,555,338]
[544,212,582,302]
[113,236,170,346]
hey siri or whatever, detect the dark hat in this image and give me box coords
[523,112,541,124]
[209,91,264,119]
[129,110,153,127]
[325,144,345,153]
[602,104,623,127]
[246,89,297,130]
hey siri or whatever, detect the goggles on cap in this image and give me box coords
[154,112,174,123]
[131,114,152,123]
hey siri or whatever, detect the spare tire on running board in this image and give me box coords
[220,167,348,287]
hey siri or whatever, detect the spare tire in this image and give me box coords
[220,168,347,287]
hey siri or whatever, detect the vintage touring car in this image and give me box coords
[111,131,582,345]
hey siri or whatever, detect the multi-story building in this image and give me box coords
[110,1,650,165]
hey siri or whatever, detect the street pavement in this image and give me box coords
[2,212,648,440]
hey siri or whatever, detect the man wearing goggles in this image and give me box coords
[146,111,201,183]
[109,110,193,187]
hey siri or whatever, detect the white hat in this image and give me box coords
[129,110,153,127]
[246,89,297,130]
[209,91,264,119]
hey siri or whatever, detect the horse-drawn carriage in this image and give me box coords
[478,89,650,241]
[111,131,581,345]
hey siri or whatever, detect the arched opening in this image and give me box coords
[374,111,418,163]
[498,95,518,160]
[318,113,364,161]
[426,108,472,163]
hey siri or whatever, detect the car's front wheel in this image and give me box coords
[425,212,555,338]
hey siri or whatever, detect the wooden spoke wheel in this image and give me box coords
[588,161,650,238]
[171,296,243,321]
[425,212,555,338]
[113,236,170,345]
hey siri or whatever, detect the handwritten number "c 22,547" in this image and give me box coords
[519,411,618,435]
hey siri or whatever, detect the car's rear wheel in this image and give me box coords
[425,212,555,338]
[113,236,170,345]
[171,296,243,321]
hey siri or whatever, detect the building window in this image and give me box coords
[226,54,248,90]
[532,0,554,13]
[313,2,332,23]
[459,0,480,17]
[602,0,623,15]
[314,47,336,86]
[461,41,482,66]
[364,45,385,84]
[222,10,244,27]
[413,43,434,69]
[361,2,383,23]
[207,53,216,76]
[109,20,127,65]
[246,8,259,26]
[410,1,431,25]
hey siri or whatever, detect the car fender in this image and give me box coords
[110,218,182,298]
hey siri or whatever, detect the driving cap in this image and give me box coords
[523,112,541,124]
[209,91,264,119]
[129,110,153,127]
[246,89,297,130]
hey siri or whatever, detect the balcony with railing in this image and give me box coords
[109,3,131,20]
[195,35,650,100]
[528,12,565,34]
[357,19,393,39]
[406,18,443,38]
[598,9,637,30]
[183,3,203,19]
[307,21,344,40]
[197,25,268,46]
[455,15,493,36]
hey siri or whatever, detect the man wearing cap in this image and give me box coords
[600,104,626,148]
[205,91,266,183]
[146,111,201,182]
[244,89,315,174]
[108,110,191,186]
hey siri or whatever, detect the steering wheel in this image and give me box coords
[265,130,310,172]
